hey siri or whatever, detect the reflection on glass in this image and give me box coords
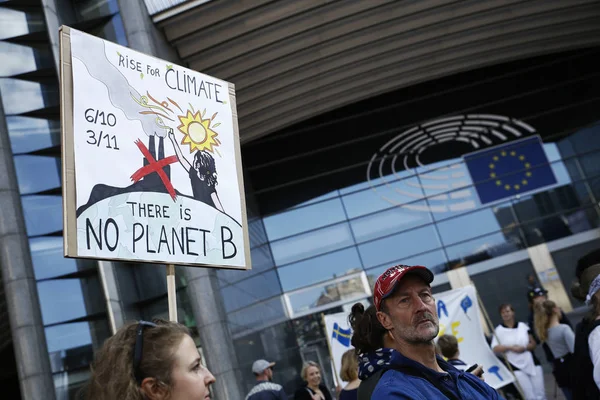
[222,270,282,312]
[263,197,346,241]
[0,41,52,76]
[286,274,368,317]
[46,322,92,354]
[342,175,425,219]
[228,296,287,336]
[89,14,128,46]
[358,224,441,269]
[31,237,95,280]
[0,8,45,40]
[365,249,448,288]
[270,222,354,266]
[350,201,432,243]
[38,279,91,325]
[7,116,60,154]
[520,207,599,247]
[218,244,275,286]
[436,206,507,246]
[512,183,591,223]
[0,79,59,114]
[74,0,119,20]
[21,195,63,236]
[278,247,362,292]
[14,155,60,194]
[445,232,522,267]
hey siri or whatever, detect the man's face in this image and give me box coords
[377,274,439,344]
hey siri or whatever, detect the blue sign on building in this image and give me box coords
[463,136,557,205]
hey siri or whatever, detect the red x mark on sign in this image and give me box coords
[131,139,178,200]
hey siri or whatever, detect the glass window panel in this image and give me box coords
[21,195,63,236]
[218,244,274,286]
[0,8,45,40]
[14,155,60,194]
[342,175,424,219]
[513,182,594,223]
[350,201,432,242]
[419,161,471,200]
[286,274,368,317]
[521,206,600,247]
[263,198,346,241]
[365,249,448,288]
[278,247,363,292]
[74,0,120,20]
[0,79,59,114]
[45,319,110,356]
[30,237,96,280]
[567,122,600,155]
[222,270,282,312]
[437,206,511,246]
[228,296,287,336]
[291,190,339,209]
[580,152,600,179]
[7,116,60,154]
[0,41,53,76]
[89,14,128,46]
[358,225,441,269]
[38,278,104,325]
[270,222,354,266]
[445,232,523,266]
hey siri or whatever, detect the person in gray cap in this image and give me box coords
[245,359,287,400]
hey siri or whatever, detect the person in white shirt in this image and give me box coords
[491,303,546,400]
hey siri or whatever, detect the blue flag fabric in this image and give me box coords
[332,322,352,347]
[463,136,556,205]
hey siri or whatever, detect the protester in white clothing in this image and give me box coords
[491,303,546,400]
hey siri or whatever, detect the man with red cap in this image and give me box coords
[369,264,501,399]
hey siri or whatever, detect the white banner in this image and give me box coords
[63,28,249,268]
[435,285,514,390]
[323,313,354,386]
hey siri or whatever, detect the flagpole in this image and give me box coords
[321,313,341,388]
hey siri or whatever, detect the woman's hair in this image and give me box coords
[498,303,514,314]
[83,319,190,400]
[533,300,556,342]
[301,361,320,381]
[193,150,218,187]
[349,303,387,354]
[340,349,358,382]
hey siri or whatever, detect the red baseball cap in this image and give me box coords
[373,264,434,311]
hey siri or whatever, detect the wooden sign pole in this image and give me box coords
[167,264,178,322]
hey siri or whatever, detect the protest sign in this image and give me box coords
[60,27,250,269]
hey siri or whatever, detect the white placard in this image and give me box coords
[435,285,514,389]
[62,28,249,268]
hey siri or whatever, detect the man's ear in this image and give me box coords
[376,310,394,330]
[140,377,168,400]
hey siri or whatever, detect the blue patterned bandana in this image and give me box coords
[586,275,600,305]
[357,348,394,380]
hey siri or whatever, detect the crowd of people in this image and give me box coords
[77,249,600,400]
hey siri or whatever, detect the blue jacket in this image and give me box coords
[372,350,502,400]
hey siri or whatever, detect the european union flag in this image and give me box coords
[332,322,352,347]
[463,136,556,205]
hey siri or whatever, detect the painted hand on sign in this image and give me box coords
[332,323,352,347]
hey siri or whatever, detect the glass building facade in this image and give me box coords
[1,1,600,399]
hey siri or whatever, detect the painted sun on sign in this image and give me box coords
[177,109,221,154]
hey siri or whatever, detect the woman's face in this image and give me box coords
[305,365,321,387]
[500,306,515,323]
[169,335,215,400]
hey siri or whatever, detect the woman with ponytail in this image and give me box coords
[533,300,574,400]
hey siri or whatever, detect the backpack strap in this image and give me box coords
[388,365,462,400]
